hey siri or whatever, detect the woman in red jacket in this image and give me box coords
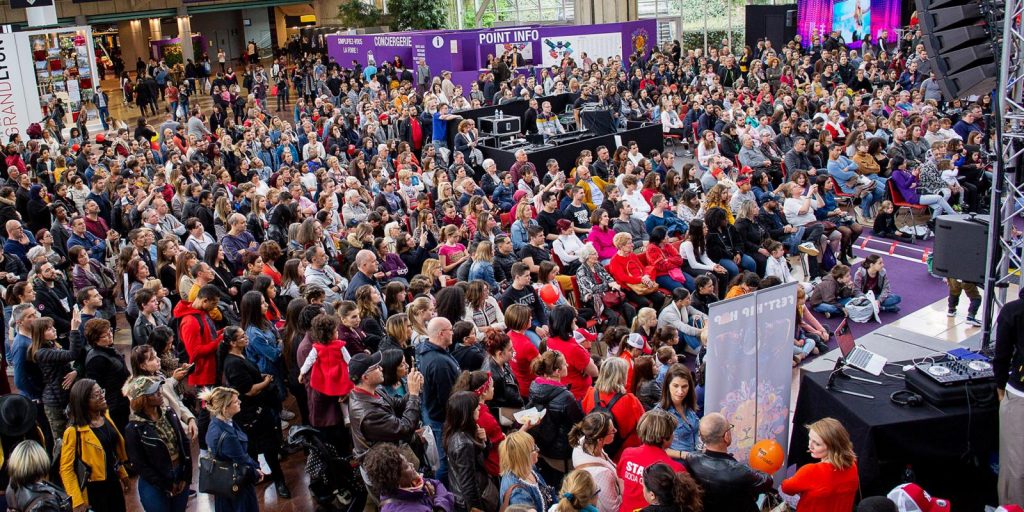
[609,232,667,311]
[644,226,693,293]
[581,357,645,459]
[781,417,859,512]
[506,304,540,399]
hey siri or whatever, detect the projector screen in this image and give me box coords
[797,0,900,48]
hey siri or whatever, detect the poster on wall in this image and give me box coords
[540,33,622,68]
[704,283,796,478]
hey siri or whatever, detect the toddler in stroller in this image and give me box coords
[288,425,366,511]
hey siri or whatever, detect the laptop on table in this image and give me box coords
[834,319,887,376]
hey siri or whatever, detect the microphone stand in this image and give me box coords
[825,357,876,399]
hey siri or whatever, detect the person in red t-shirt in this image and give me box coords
[581,358,645,459]
[506,304,540,399]
[546,305,599,402]
[452,369,506,477]
[781,417,859,512]
[616,409,686,512]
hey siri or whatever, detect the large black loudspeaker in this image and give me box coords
[932,214,989,283]
[914,0,1001,99]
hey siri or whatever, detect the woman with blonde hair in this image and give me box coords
[406,296,435,346]
[581,358,645,457]
[6,440,69,511]
[199,386,262,512]
[419,258,445,292]
[781,417,859,511]
[468,241,499,291]
[498,431,552,511]
[568,413,623,512]
[553,469,600,512]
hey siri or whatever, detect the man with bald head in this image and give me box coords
[344,249,384,303]
[3,220,36,268]
[683,412,774,512]
[416,316,459,483]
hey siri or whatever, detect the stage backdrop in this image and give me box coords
[797,0,900,48]
[705,282,797,479]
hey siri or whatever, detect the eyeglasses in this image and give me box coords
[91,389,106,399]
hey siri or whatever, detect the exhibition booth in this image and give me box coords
[0,26,100,138]
[325,20,658,93]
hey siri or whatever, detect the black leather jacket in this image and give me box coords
[684,450,774,512]
[5,480,71,511]
[348,387,421,461]
[527,380,584,460]
[482,356,523,411]
[445,431,490,511]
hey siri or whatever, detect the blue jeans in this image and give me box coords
[656,274,695,293]
[880,294,902,312]
[794,339,816,358]
[862,180,886,215]
[718,255,756,278]
[680,332,702,351]
[98,107,109,130]
[138,477,188,512]
[813,297,852,316]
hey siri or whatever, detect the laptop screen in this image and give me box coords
[835,320,856,358]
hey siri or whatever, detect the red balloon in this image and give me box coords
[539,283,560,305]
[749,439,785,474]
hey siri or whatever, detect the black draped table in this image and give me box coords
[788,364,998,510]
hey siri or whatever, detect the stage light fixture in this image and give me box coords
[915,0,1001,98]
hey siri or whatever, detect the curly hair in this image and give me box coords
[362,443,406,494]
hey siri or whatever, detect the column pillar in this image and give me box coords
[177,16,194,62]
[149,19,162,40]
[118,19,150,72]
[573,0,637,24]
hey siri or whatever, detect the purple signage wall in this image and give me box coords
[326,34,416,70]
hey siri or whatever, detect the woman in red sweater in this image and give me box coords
[781,417,859,512]
[609,232,667,311]
[546,304,599,402]
[581,357,645,459]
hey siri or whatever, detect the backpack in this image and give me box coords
[590,389,627,455]
[169,313,205,363]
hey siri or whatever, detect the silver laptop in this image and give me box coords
[835,320,887,376]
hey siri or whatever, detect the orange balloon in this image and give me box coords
[539,283,559,305]
[748,439,785,474]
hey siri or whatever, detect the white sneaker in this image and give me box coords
[798,242,820,257]
[280,410,296,421]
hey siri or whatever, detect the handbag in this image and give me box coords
[198,432,255,498]
[667,267,687,285]
[601,289,625,308]
[69,429,91,490]
[627,281,659,295]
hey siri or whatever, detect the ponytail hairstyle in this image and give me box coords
[554,469,598,512]
[216,325,244,385]
[530,350,566,378]
[642,462,703,512]
[567,412,614,456]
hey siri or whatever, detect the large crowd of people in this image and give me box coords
[0,16,1011,512]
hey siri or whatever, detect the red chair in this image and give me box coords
[663,132,683,150]
[691,121,700,144]
[568,276,600,329]
[887,180,929,243]
[830,176,856,212]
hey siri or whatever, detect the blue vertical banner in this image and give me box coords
[705,282,797,477]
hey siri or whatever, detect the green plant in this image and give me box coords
[389,0,448,29]
[162,44,184,66]
[338,0,384,27]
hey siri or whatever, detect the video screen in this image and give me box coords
[797,0,900,49]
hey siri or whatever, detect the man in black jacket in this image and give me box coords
[994,289,1024,505]
[685,413,773,512]
[414,317,459,483]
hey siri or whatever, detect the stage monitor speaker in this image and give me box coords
[786,9,796,27]
[932,214,989,283]
[479,116,521,135]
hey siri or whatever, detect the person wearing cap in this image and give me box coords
[123,376,192,512]
[885,483,951,512]
[348,348,424,463]
[781,417,859,511]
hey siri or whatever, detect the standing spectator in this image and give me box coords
[527,351,584,485]
[60,378,130,512]
[640,462,703,512]
[173,285,221,387]
[29,312,83,439]
[83,318,130,432]
[994,288,1024,505]
[5,440,70,511]
[416,316,459,483]
[200,386,262,512]
[123,376,192,512]
[363,443,454,512]
[581,358,645,458]
[498,431,552,510]
[444,391,497,512]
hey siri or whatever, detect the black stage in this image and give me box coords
[479,123,664,173]
[789,364,998,510]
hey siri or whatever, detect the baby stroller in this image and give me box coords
[288,425,366,511]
